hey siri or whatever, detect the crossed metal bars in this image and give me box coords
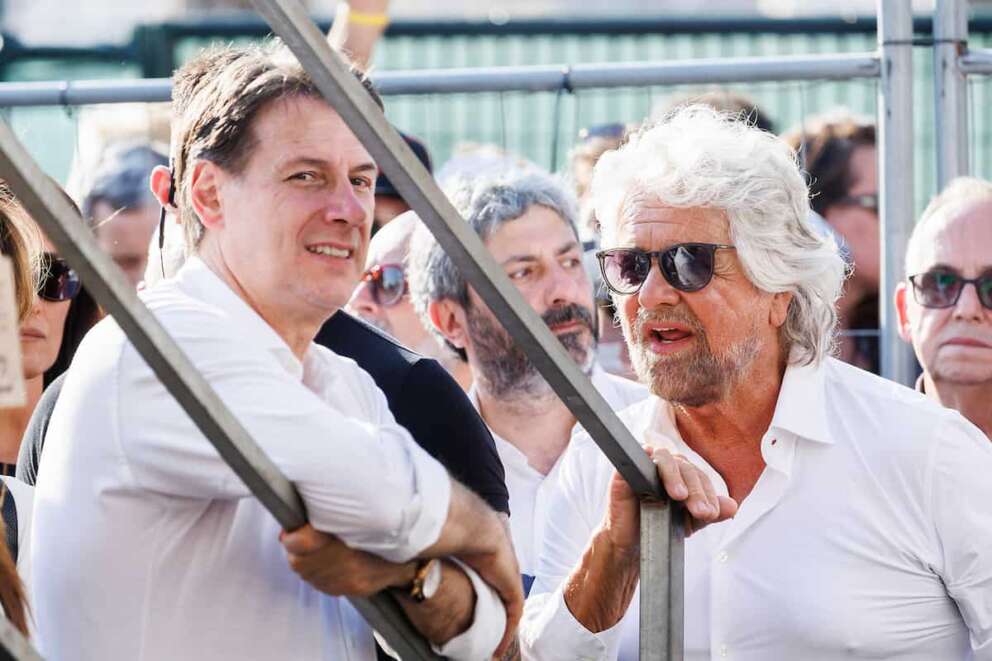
[0,0,919,658]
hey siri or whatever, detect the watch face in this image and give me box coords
[422,559,443,600]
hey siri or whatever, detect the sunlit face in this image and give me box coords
[824,145,879,290]
[898,197,992,385]
[200,96,376,330]
[347,213,433,352]
[462,205,596,398]
[20,233,70,381]
[92,200,160,288]
[610,198,783,407]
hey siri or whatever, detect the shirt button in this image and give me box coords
[720,643,728,657]
[718,550,729,563]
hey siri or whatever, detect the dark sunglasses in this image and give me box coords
[596,243,736,295]
[908,269,992,310]
[38,252,81,303]
[360,263,407,307]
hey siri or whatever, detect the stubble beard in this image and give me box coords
[467,302,597,402]
[623,305,761,407]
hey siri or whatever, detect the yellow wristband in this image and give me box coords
[347,10,390,27]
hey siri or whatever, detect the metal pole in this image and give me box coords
[0,618,42,661]
[958,47,992,73]
[934,0,970,188]
[877,0,917,386]
[0,122,440,660]
[0,53,881,108]
[640,501,684,661]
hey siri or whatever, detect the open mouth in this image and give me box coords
[305,244,353,259]
[646,326,695,353]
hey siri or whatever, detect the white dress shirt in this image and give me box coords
[472,365,647,585]
[30,257,501,661]
[521,357,992,661]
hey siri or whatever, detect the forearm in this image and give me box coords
[421,480,504,558]
[562,527,640,633]
[327,0,390,70]
[395,560,475,644]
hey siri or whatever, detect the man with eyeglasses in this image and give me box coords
[896,177,992,440]
[520,105,992,660]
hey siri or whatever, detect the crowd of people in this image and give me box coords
[0,16,990,661]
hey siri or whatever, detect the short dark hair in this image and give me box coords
[172,41,383,248]
[83,143,169,223]
[782,114,876,217]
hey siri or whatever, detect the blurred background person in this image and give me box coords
[896,177,992,439]
[783,111,879,373]
[82,142,170,287]
[1,185,100,475]
[371,132,433,234]
[348,211,473,390]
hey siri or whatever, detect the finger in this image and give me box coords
[281,525,334,555]
[716,495,739,521]
[677,460,717,522]
[652,448,688,501]
[678,458,719,519]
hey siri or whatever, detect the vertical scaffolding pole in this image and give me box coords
[877,0,917,386]
[934,0,970,189]
[640,501,684,660]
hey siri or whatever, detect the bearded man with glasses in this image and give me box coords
[895,177,992,440]
[520,105,992,661]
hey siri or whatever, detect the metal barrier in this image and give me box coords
[0,1,919,659]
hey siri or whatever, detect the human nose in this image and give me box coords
[637,256,680,309]
[323,178,370,229]
[952,281,985,321]
[544,262,585,309]
[346,279,381,320]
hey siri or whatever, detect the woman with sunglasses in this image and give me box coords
[0,190,41,637]
[0,187,100,475]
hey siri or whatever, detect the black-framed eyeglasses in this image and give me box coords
[360,263,407,307]
[908,269,992,310]
[834,193,878,214]
[596,243,736,295]
[38,252,81,303]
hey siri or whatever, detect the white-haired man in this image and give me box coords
[408,171,651,595]
[520,106,992,660]
[895,177,992,439]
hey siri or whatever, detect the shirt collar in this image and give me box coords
[766,358,834,446]
[173,256,315,381]
[914,373,926,394]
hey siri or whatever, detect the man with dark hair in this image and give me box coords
[30,42,521,660]
[408,169,648,597]
[83,142,168,286]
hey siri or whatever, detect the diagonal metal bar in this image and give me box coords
[0,122,438,660]
[0,616,43,661]
[251,2,679,659]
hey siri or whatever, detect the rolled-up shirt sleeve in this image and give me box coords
[114,302,451,563]
[930,414,992,656]
[521,431,625,660]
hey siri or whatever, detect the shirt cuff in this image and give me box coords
[520,584,624,661]
[432,558,506,660]
[379,443,452,563]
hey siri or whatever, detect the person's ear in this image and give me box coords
[769,291,793,329]
[149,165,175,210]
[189,161,224,231]
[894,282,913,344]
[429,298,469,351]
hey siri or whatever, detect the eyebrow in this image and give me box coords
[500,240,580,266]
[281,156,378,176]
